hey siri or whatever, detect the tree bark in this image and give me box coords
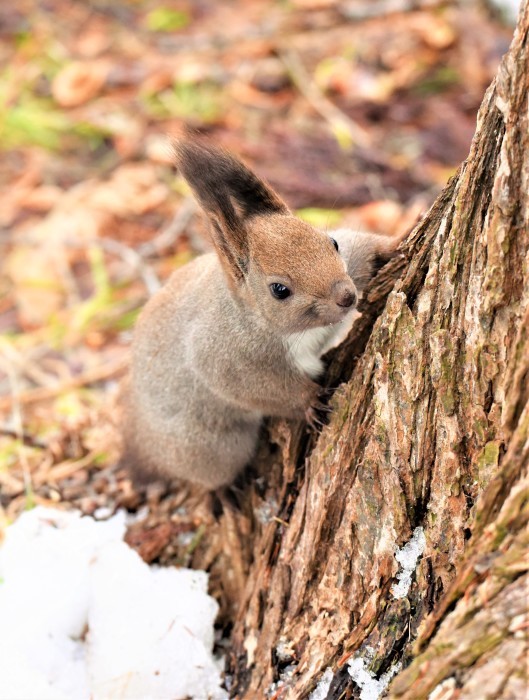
[193,4,529,698]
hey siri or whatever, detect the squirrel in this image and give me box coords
[120,139,403,490]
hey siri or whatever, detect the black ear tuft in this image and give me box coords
[173,139,288,286]
[173,139,288,222]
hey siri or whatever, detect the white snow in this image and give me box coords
[391,526,426,599]
[0,507,227,700]
[309,667,334,699]
[275,636,295,662]
[347,656,402,700]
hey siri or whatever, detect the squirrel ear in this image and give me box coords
[174,139,288,284]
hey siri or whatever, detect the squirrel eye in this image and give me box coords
[270,283,291,300]
[330,237,339,252]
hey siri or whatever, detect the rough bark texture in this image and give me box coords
[191,5,529,698]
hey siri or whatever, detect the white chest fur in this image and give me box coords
[284,311,359,379]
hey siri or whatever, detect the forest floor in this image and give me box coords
[0,1,515,576]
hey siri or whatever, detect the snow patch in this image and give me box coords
[347,656,402,700]
[266,664,296,698]
[309,667,334,700]
[275,636,295,662]
[391,526,426,599]
[0,507,227,700]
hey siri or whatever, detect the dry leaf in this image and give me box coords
[5,243,67,327]
[20,185,63,213]
[52,61,108,108]
[90,164,169,216]
[145,134,173,164]
[355,200,403,235]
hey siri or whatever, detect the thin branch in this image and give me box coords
[0,349,33,497]
[278,48,371,148]
[0,356,128,413]
[97,237,161,295]
[34,451,102,487]
[0,231,161,295]
[138,196,197,258]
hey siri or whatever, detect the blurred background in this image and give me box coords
[0,0,517,522]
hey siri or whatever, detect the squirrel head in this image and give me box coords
[174,139,358,334]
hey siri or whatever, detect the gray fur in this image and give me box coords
[120,140,404,489]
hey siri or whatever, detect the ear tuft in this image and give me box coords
[173,139,288,221]
[172,138,289,286]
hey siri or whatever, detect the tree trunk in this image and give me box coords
[194,4,529,698]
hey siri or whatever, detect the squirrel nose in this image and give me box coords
[336,289,357,308]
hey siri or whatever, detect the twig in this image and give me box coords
[0,427,47,448]
[34,451,101,486]
[278,48,370,148]
[0,231,161,295]
[0,341,66,391]
[0,470,24,494]
[138,196,197,258]
[98,237,161,295]
[0,351,33,497]
[0,198,197,294]
[0,356,128,413]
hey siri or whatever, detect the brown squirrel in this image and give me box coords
[120,140,402,489]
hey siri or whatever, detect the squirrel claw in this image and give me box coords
[305,402,329,430]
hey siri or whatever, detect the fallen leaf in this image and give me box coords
[145,134,173,164]
[90,163,169,216]
[5,243,66,327]
[19,185,63,213]
[355,200,403,235]
[52,61,109,108]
